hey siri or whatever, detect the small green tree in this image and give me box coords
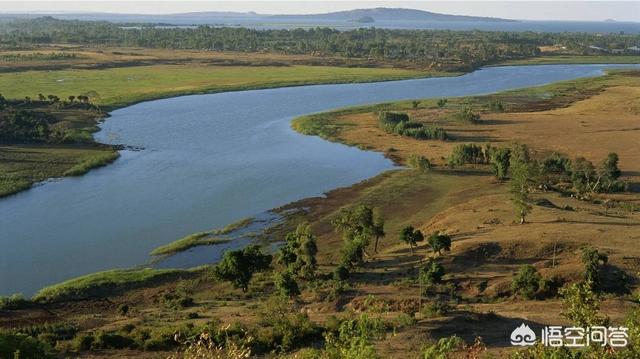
[560,281,609,327]
[509,144,535,224]
[419,259,445,287]
[214,245,272,292]
[600,152,621,180]
[408,154,431,172]
[411,100,421,109]
[274,270,300,298]
[428,231,451,255]
[511,265,541,299]
[489,147,511,180]
[399,225,424,254]
[581,247,608,291]
[571,157,596,193]
[437,98,448,108]
[277,224,318,279]
[372,210,385,253]
[333,205,377,268]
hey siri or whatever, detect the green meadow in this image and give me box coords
[0,64,434,108]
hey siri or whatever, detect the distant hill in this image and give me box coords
[269,8,517,23]
[0,7,516,25]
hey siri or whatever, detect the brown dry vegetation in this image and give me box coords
[3,71,640,358]
[0,45,429,73]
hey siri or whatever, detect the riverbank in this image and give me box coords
[4,67,640,358]
[0,64,445,198]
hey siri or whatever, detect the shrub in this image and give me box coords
[419,259,445,287]
[0,293,30,310]
[333,265,349,281]
[378,111,409,127]
[447,143,487,166]
[511,265,541,299]
[213,245,272,292]
[92,331,136,349]
[0,331,51,358]
[399,225,424,253]
[437,98,448,108]
[378,111,447,140]
[488,147,511,180]
[72,333,94,351]
[452,107,480,123]
[407,154,431,172]
[427,231,452,255]
[422,335,464,359]
[274,270,300,298]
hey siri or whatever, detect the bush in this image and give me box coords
[0,331,51,358]
[419,259,445,287]
[452,107,480,124]
[92,331,136,349]
[333,265,350,281]
[274,270,300,298]
[378,111,447,140]
[378,111,409,126]
[511,265,541,299]
[447,144,487,166]
[72,333,94,351]
[0,293,30,310]
[407,154,431,172]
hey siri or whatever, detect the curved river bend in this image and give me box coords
[0,64,635,295]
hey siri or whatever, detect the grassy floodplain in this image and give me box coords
[0,64,437,109]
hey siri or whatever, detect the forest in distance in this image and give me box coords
[2,17,640,71]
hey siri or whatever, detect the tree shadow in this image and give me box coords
[424,311,549,348]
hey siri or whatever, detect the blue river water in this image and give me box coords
[0,64,637,295]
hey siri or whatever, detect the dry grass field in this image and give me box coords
[3,70,640,358]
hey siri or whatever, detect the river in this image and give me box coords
[0,64,636,296]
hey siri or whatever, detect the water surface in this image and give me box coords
[1,64,636,295]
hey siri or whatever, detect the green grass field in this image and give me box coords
[0,64,433,109]
[33,267,199,302]
[0,145,119,198]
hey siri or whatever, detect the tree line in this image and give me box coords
[2,17,640,70]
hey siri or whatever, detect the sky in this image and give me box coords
[0,1,638,22]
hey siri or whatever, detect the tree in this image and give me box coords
[560,281,609,327]
[571,157,596,193]
[411,100,420,109]
[511,265,541,299]
[277,224,317,279]
[581,247,608,291]
[332,205,377,268]
[419,258,445,286]
[427,231,451,255]
[274,270,300,298]
[489,147,511,180]
[68,95,76,102]
[437,98,448,108]
[399,225,424,254]
[600,152,621,180]
[509,144,535,224]
[213,245,272,292]
[372,210,385,253]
